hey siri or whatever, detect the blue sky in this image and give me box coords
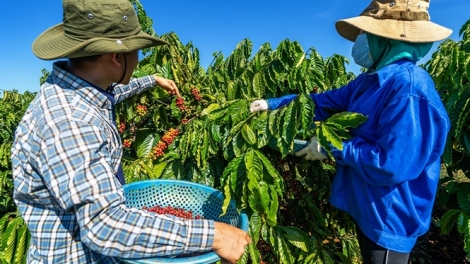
[0,0,468,94]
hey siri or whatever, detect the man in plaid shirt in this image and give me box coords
[11,0,251,263]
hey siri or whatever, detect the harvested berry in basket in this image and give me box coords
[142,205,203,220]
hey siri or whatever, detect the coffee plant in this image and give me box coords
[425,19,470,256]
[115,25,367,263]
[0,90,35,264]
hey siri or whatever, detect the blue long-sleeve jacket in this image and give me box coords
[266,59,450,252]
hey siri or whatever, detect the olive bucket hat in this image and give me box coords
[335,0,452,43]
[32,0,168,60]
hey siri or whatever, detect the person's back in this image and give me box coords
[327,58,450,252]
[12,63,128,263]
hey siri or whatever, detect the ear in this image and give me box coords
[107,53,122,67]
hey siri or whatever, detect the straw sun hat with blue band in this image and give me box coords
[335,0,452,43]
[32,0,168,60]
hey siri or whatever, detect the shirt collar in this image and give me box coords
[362,59,415,86]
[52,61,115,109]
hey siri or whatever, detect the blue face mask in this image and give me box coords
[352,33,374,69]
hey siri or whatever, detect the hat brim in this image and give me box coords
[33,23,169,60]
[335,16,452,43]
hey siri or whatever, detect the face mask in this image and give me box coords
[352,33,374,68]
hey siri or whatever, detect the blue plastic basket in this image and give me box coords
[118,179,249,264]
[267,137,309,154]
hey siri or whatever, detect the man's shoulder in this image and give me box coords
[30,82,103,132]
[40,82,75,116]
[378,61,432,88]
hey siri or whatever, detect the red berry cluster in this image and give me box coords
[136,104,148,116]
[118,122,126,134]
[191,87,202,101]
[123,139,132,148]
[142,205,202,220]
[161,128,179,145]
[181,118,189,125]
[152,128,179,159]
[152,141,166,158]
[176,97,186,111]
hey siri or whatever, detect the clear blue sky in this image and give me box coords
[0,0,468,94]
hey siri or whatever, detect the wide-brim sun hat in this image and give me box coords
[32,0,168,60]
[335,0,452,43]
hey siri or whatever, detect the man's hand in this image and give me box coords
[212,222,251,264]
[249,99,268,113]
[154,76,180,97]
[295,136,327,161]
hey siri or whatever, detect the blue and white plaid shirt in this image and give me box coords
[11,61,214,263]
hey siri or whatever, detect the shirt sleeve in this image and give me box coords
[265,81,356,120]
[266,94,298,110]
[311,80,357,120]
[331,92,450,186]
[113,76,157,104]
[41,119,214,258]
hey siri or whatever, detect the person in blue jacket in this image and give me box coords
[250,0,451,263]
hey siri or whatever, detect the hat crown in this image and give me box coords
[63,0,141,40]
[361,0,430,21]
